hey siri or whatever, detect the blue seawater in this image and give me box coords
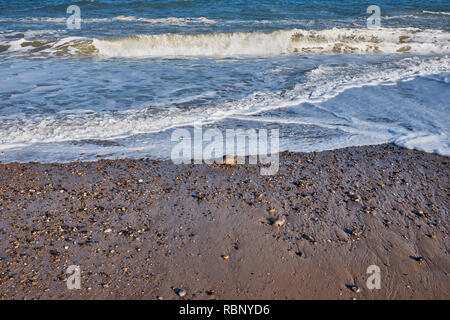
[0,0,449,162]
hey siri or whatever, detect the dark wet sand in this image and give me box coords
[0,143,449,300]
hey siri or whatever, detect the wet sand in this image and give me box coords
[0,143,448,300]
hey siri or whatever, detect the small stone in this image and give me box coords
[415,256,425,263]
[175,288,187,298]
[348,192,361,202]
[222,255,230,261]
[138,179,144,183]
[274,216,286,227]
[349,285,360,293]
[104,228,112,233]
[351,229,363,239]
[269,208,275,214]
[302,234,316,244]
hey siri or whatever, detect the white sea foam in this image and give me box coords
[1,55,448,156]
[382,15,419,20]
[7,38,28,52]
[7,16,216,24]
[111,15,216,24]
[2,27,449,58]
[422,10,450,16]
[92,28,450,58]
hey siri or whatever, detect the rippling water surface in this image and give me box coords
[0,0,449,162]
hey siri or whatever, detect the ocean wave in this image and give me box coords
[1,55,448,154]
[87,28,450,57]
[2,27,450,58]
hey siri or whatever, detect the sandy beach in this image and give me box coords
[0,143,448,300]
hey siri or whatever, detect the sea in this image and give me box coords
[0,0,449,163]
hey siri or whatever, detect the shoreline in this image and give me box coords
[0,143,448,299]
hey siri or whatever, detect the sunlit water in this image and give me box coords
[0,0,449,162]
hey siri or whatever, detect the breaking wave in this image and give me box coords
[92,28,450,57]
[2,27,450,58]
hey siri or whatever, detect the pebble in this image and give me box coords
[104,228,112,233]
[349,285,361,293]
[274,216,286,227]
[302,234,316,244]
[351,229,363,239]
[176,289,187,298]
[348,192,361,202]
